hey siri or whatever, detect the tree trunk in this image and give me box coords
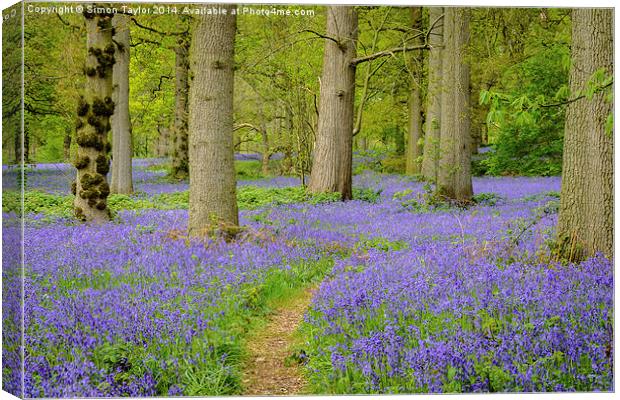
[421,7,443,183]
[188,6,238,236]
[557,8,613,261]
[281,103,294,175]
[405,7,424,175]
[437,7,472,202]
[172,36,190,179]
[308,6,357,200]
[259,107,270,176]
[63,125,72,161]
[110,14,133,194]
[359,136,368,152]
[156,125,171,157]
[73,10,115,222]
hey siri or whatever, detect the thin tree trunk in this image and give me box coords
[437,7,472,202]
[110,14,133,194]
[73,9,114,222]
[172,36,190,179]
[557,8,613,260]
[282,103,294,175]
[188,6,238,236]
[421,7,443,183]
[308,6,357,200]
[156,125,171,157]
[63,125,72,161]
[406,7,424,175]
[259,107,270,176]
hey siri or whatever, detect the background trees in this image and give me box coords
[420,7,443,183]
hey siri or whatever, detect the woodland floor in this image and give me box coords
[242,287,316,396]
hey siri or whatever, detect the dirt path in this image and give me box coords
[242,288,315,396]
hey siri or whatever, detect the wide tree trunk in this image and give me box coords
[172,36,190,179]
[437,8,472,202]
[188,6,238,236]
[73,10,115,222]
[308,6,357,201]
[421,7,444,183]
[110,14,133,194]
[405,7,424,175]
[557,8,613,261]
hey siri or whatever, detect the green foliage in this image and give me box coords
[355,236,409,252]
[472,192,505,206]
[380,155,406,174]
[472,8,570,177]
[5,184,383,220]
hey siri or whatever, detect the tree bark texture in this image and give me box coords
[406,7,424,175]
[172,35,190,179]
[308,6,358,201]
[557,8,613,260]
[188,6,238,235]
[73,9,115,222]
[421,7,444,183]
[110,14,133,194]
[437,7,473,202]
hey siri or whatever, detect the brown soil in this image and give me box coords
[242,288,315,396]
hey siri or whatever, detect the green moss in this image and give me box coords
[77,97,90,116]
[95,155,109,174]
[104,44,115,55]
[98,181,110,197]
[80,172,104,190]
[87,115,99,127]
[93,140,104,151]
[74,155,90,170]
[76,132,104,150]
[75,206,86,220]
[88,47,102,57]
[79,189,99,200]
[92,97,114,117]
[94,121,108,135]
[76,132,98,148]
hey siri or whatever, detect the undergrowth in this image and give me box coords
[3,186,381,219]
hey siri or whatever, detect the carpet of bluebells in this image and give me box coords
[2,156,613,397]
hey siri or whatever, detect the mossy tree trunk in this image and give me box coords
[421,7,444,183]
[73,9,115,222]
[188,6,238,236]
[110,14,133,194]
[405,7,424,175]
[308,6,358,201]
[172,36,190,179]
[437,7,472,202]
[557,8,613,261]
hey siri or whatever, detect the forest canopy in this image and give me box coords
[5,4,576,178]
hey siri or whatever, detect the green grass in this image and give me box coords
[3,186,381,219]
